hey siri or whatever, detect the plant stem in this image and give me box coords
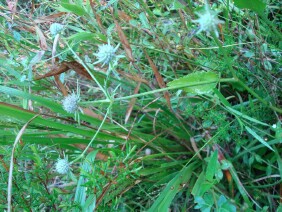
[212,33,238,79]
[81,78,236,105]
[65,41,109,99]
[70,104,111,164]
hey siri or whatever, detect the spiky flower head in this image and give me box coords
[192,4,224,37]
[93,40,120,67]
[62,93,80,114]
[55,158,70,174]
[50,23,64,37]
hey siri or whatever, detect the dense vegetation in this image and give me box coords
[0,0,281,211]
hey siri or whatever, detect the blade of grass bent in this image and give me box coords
[7,115,39,212]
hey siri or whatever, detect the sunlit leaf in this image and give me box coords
[245,126,274,151]
[67,32,105,43]
[234,0,266,15]
[59,3,86,16]
[168,71,219,94]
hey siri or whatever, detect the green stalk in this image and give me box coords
[65,42,109,99]
[71,104,111,164]
[211,33,238,79]
[80,78,237,105]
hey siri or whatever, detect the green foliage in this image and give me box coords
[148,162,197,211]
[168,71,219,94]
[0,0,281,211]
[234,0,266,15]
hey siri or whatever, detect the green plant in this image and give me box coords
[0,0,281,211]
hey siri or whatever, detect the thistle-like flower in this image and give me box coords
[192,4,224,37]
[50,23,64,37]
[93,40,120,67]
[62,93,80,114]
[55,158,70,175]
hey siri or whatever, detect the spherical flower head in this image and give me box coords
[193,5,224,37]
[145,148,152,156]
[55,158,70,174]
[50,23,64,37]
[93,40,120,67]
[62,93,80,114]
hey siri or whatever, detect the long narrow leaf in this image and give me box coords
[148,162,197,211]
[245,126,274,151]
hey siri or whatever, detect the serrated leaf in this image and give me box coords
[234,0,266,15]
[168,71,219,94]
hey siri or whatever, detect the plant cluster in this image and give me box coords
[0,0,281,211]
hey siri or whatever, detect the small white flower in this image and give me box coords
[93,40,120,67]
[145,148,152,156]
[62,93,80,113]
[50,23,64,37]
[192,4,224,37]
[272,124,277,129]
[55,158,70,174]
